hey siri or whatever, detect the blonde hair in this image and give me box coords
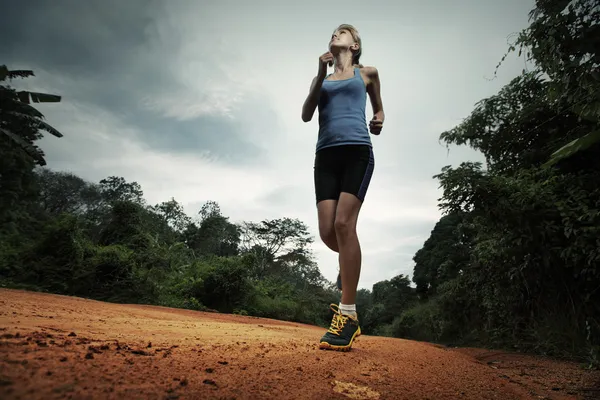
[334,24,363,68]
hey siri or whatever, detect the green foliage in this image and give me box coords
[24,213,88,294]
[184,201,240,257]
[515,0,600,165]
[413,213,470,297]
[0,65,63,167]
[35,168,99,216]
[544,129,600,167]
[392,301,444,343]
[0,153,343,328]
[367,275,416,327]
[408,0,600,365]
[195,256,252,312]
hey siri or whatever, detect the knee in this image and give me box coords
[334,217,355,237]
[319,225,336,247]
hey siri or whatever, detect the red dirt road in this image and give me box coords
[0,289,597,400]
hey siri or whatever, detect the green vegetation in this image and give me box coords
[0,0,597,367]
[407,0,599,366]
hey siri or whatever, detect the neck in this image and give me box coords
[333,51,354,74]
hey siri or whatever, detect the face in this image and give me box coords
[329,28,358,53]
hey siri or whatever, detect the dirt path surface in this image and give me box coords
[0,289,597,400]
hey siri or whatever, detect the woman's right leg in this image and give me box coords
[314,147,343,289]
[315,147,341,253]
[318,199,339,252]
[317,199,343,290]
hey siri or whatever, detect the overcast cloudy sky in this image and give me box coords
[1,0,535,290]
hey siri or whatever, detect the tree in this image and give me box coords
[440,73,589,175]
[504,0,600,166]
[0,65,63,166]
[239,217,314,279]
[407,0,600,359]
[98,176,144,205]
[0,65,64,229]
[152,198,191,233]
[35,168,100,216]
[369,275,416,326]
[239,218,313,258]
[184,201,240,257]
[275,247,325,288]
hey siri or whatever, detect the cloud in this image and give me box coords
[141,89,244,121]
[1,0,274,164]
[36,99,273,208]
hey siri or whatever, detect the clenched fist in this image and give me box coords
[369,117,383,135]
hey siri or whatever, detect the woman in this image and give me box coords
[301,24,384,351]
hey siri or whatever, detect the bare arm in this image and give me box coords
[365,66,384,120]
[302,52,332,122]
[363,66,385,135]
[301,74,325,122]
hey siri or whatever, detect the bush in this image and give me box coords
[82,244,136,300]
[21,214,88,294]
[195,256,251,313]
[248,293,297,321]
[392,301,444,343]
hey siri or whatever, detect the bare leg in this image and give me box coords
[317,199,339,252]
[334,192,363,305]
[317,199,344,290]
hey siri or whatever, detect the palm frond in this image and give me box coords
[0,65,36,82]
[5,111,64,138]
[17,91,61,104]
[0,127,46,166]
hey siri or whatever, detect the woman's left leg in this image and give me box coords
[335,192,363,307]
[337,145,374,309]
[319,145,374,352]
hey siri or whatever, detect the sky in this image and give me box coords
[1,0,536,290]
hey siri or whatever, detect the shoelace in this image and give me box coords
[327,304,349,336]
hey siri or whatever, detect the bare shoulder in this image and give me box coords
[360,66,379,76]
[359,66,380,84]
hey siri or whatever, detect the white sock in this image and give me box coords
[339,303,357,316]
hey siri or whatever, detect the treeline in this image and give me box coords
[0,166,334,323]
[1,0,598,366]
[404,0,600,365]
[0,165,418,331]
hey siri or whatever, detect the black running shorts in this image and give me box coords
[314,144,375,204]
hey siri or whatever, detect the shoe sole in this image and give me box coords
[319,327,361,352]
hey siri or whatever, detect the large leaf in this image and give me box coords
[38,120,63,138]
[6,111,63,138]
[543,129,600,167]
[16,91,61,104]
[571,101,600,123]
[0,127,46,165]
[0,65,8,81]
[6,111,41,123]
[29,91,61,103]
[8,70,35,80]
[1,65,35,81]
[13,101,45,119]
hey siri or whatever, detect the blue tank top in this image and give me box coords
[316,67,371,152]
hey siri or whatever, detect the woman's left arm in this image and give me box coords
[363,66,384,135]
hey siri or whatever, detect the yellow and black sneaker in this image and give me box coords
[319,304,361,352]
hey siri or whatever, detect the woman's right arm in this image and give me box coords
[302,52,332,122]
[301,75,324,122]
